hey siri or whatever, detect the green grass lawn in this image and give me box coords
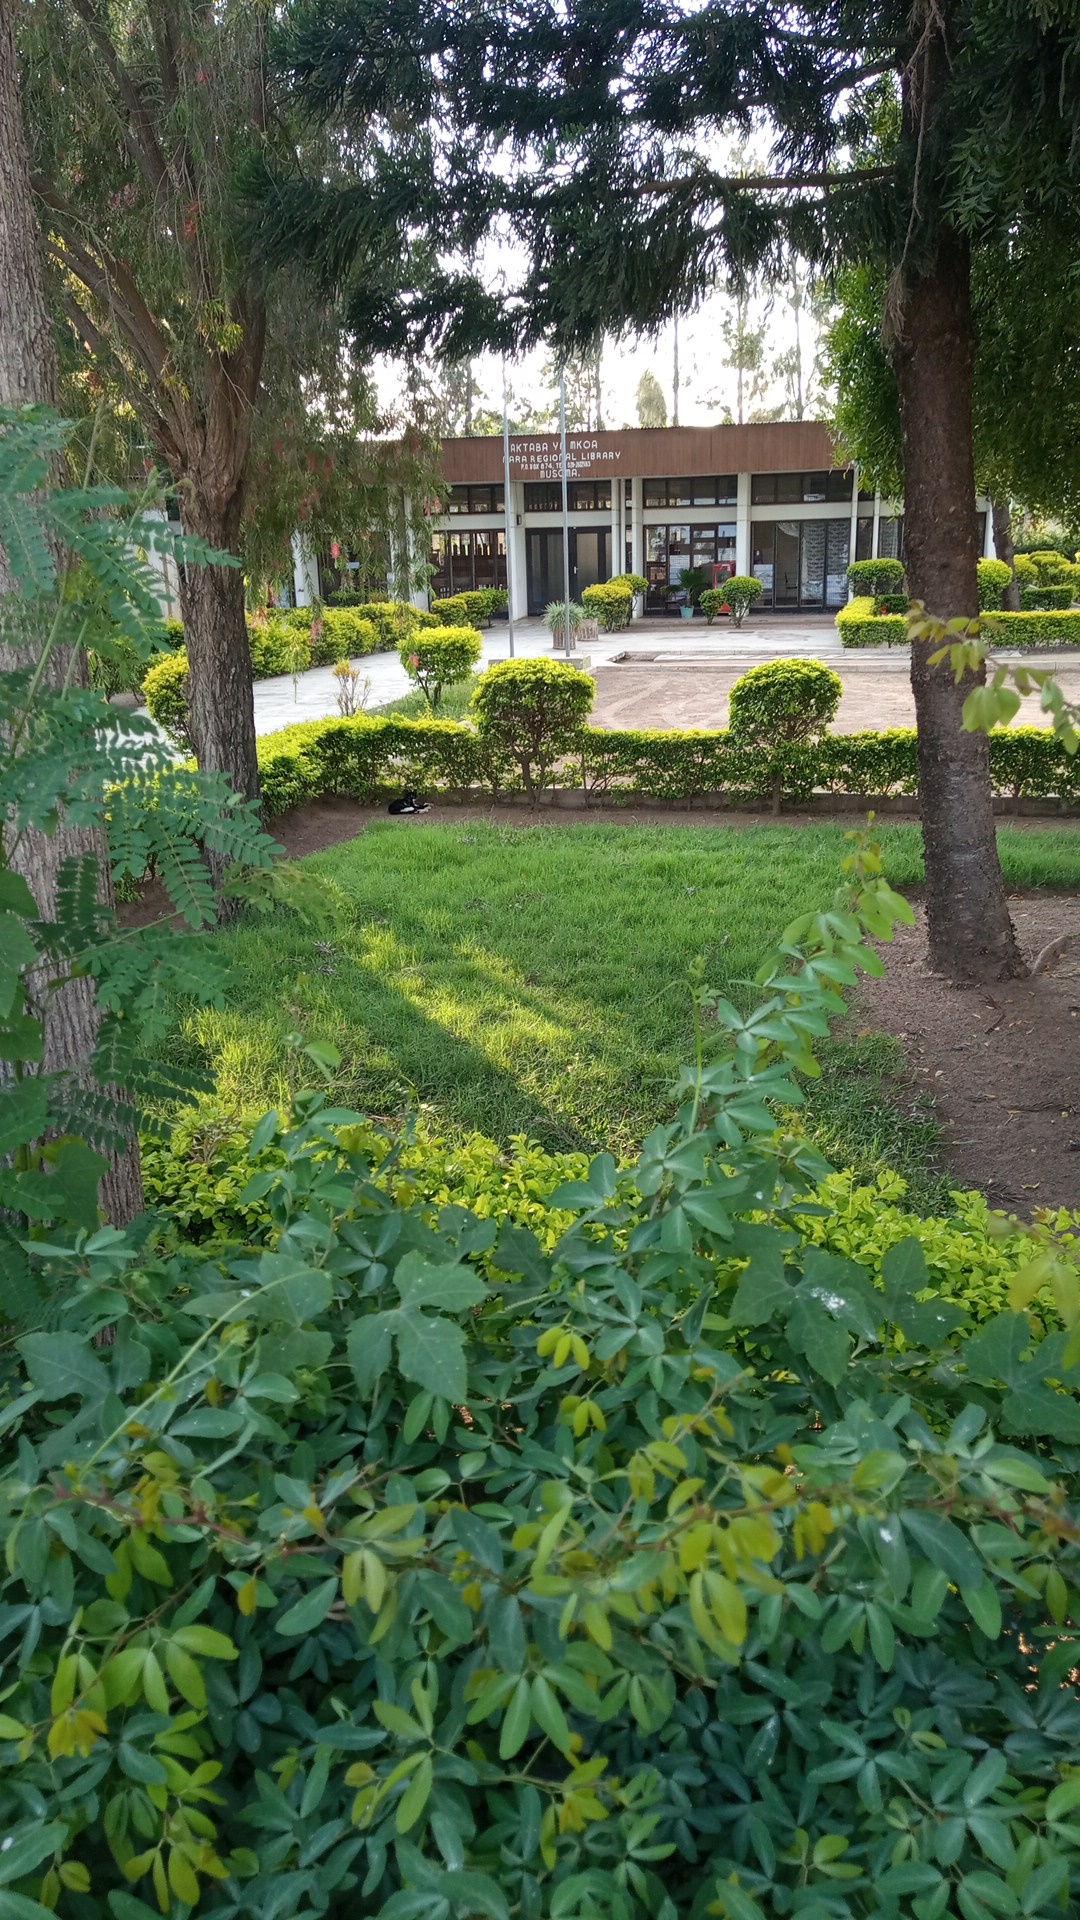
[169,820,1080,1206]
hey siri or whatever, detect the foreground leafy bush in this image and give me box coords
[399,626,483,710]
[472,657,594,801]
[6,848,1080,1919]
[977,559,1013,611]
[582,581,633,630]
[729,658,843,746]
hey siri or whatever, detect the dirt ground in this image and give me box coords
[858,898,1080,1215]
[123,798,1080,1218]
[587,655,1080,734]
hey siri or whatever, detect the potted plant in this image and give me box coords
[669,566,708,619]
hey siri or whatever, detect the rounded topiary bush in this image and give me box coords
[399,625,483,709]
[724,574,765,627]
[728,656,843,746]
[142,647,192,749]
[582,581,633,631]
[729,657,843,812]
[471,656,594,802]
[846,557,905,596]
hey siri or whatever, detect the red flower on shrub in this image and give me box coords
[330,542,342,561]
[409,653,420,670]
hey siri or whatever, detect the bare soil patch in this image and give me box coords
[858,898,1080,1216]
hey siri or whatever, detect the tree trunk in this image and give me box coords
[889,227,1022,983]
[0,0,143,1223]
[177,487,260,820]
[992,498,1020,609]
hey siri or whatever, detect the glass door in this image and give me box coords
[774,522,800,607]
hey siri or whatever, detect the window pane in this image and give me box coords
[717,474,738,505]
[776,473,801,503]
[878,515,901,558]
[774,522,800,604]
[800,520,826,604]
[643,480,667,507]
[691,477,716,506]
[666,479,691,506]
[447,485,471,515]
[825,519,851,606]
[594,481,611,510]
[855,516,873,560]
[751,522,775,602]
[751,474,776,505]
[646,525,667,563]
[826,469,853,501]
[803,471,828,502]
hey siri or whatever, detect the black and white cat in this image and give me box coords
[387,788,430,816]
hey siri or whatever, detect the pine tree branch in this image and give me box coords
[636,165,892,197]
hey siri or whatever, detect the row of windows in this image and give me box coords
[523,481,612,512]
[442,472,878,516]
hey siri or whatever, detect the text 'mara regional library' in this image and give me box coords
[410,421,995,618]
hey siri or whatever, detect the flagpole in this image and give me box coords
[501,358,516,657]
[559,361,572,657]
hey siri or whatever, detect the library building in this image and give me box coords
[422,421,993,618]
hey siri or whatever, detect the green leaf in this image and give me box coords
[903,1512,982,1590]
[393,1252,487,1314]
[530,1675,571,1753]
[347,1313,394,1397]
[275,1576,339,1637]
[0,1824,67,1887]
[961,1582,1003,1640]
[786,1296,850,1384]
[0,913,37,1019]
[163,1640,206,1708]
[17,1332,109,1403]
[499,1676,532,1759]
[729,1247,795,1326]
[0,1080,49,1158]
[170,1625,238,1660]
[396,1310,468,1404]
[395,1754,433,1834]
[0,873,37,917]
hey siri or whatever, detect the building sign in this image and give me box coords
[508,435,623,480]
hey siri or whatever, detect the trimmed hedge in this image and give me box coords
[978,558,1013,610]
[876,592,909,615]
[836,595,907,647]
[983,609,1080,648]
[582,580,633,630]
[1020,585,1074,611]
[252,711,1080,814]
[144,609,383,744]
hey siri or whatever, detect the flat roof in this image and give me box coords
[438,420,840,483]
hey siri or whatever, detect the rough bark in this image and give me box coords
[991,498,1020,610]
[0,0,143,1223]
[889,227,1023,983]
[177,483,260,812]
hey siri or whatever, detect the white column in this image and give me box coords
[508,481,528,620]
[735,470,751,576]
[871,490,881,559]
[630,477,644,581]
[291,530,319,607]
[848,467,860,600]
[610,489,620,583]
[981,500,995,558]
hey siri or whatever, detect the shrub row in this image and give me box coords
[983,609,1080,647]
[836,595,908,647]
[253,710,1080,813]
[430,588,507,626]
[839,602,1080,650]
